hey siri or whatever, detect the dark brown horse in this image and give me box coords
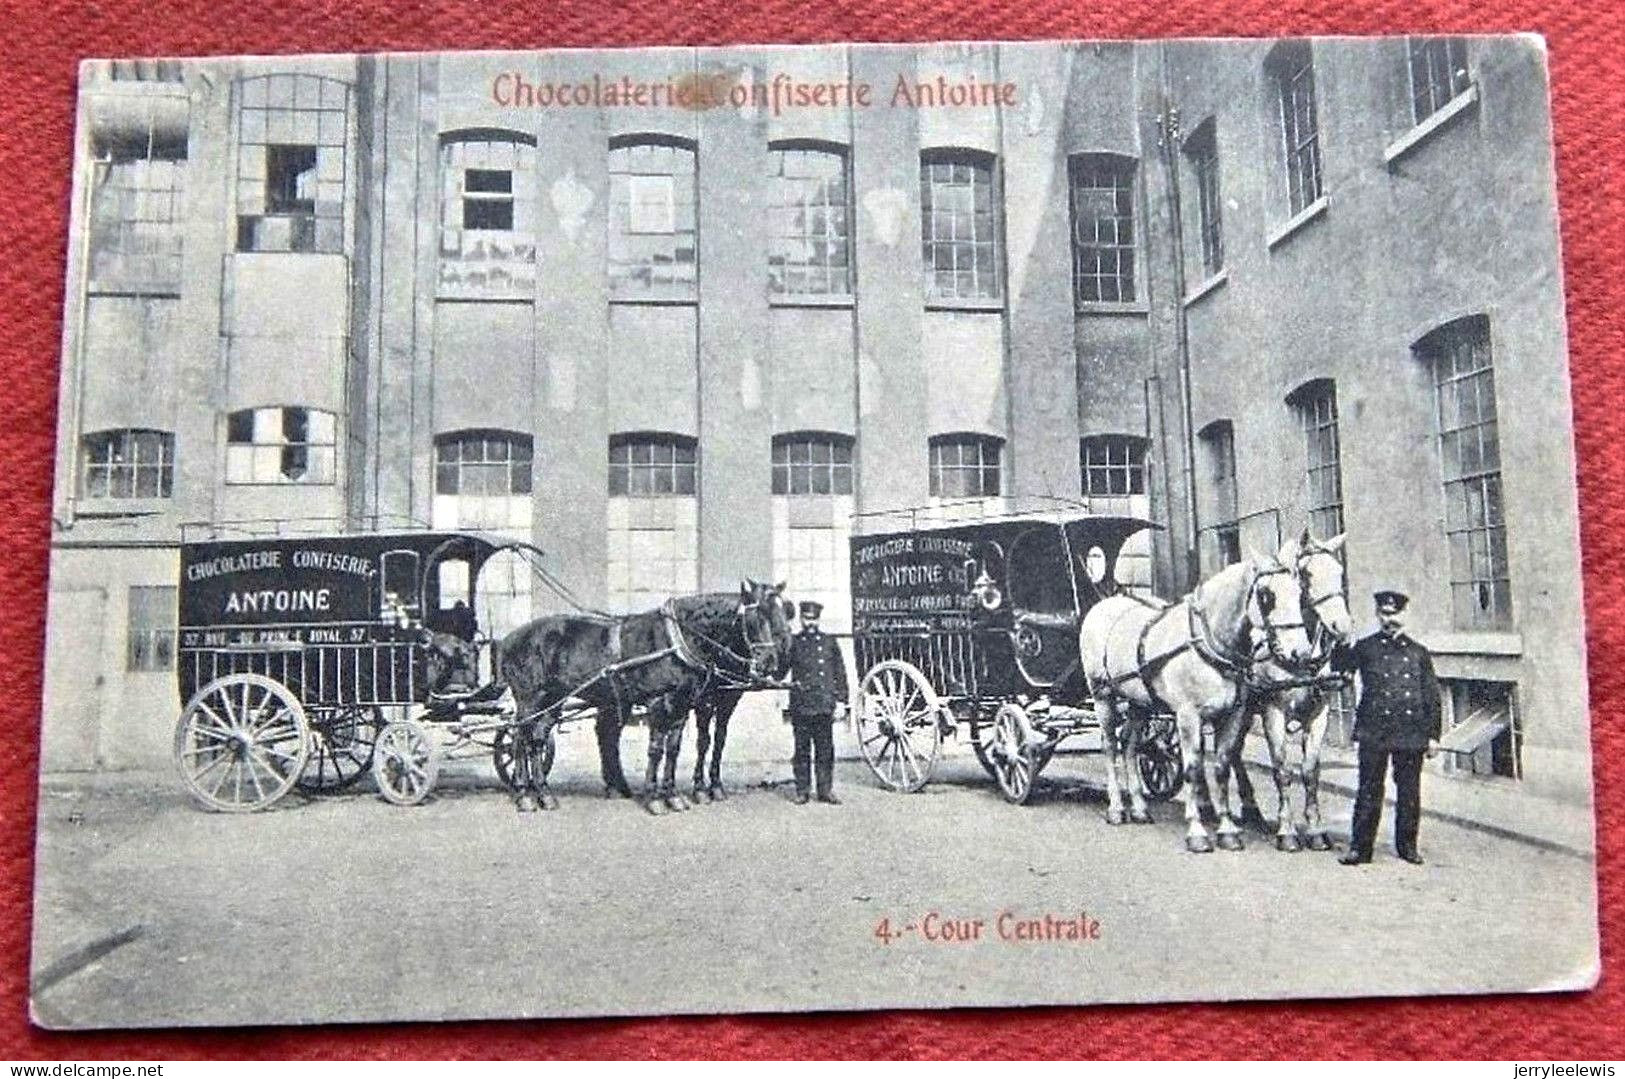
[682,593,796,802]
[496,580,791,813]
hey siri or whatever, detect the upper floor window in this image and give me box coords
[225,406,336,485]
[434,431,533,496]
[768,143,852,298]
[438,131,538,299]
[608,138,696,301]
[609,433,697,497]
[1417,315,1511,631]
[771,432,854,496]
[1069,155,1138,305]
[235,74,349,254]
[1267,41,1324,217]
[81,428,174,500]
[1183,120,1224,278]
[1080,435,1148,498]
[89,129,187,291]
[1289,379,1345,541]
[920,150,1001,304]
[929,434,1002,498]
[1408,37,1472,125]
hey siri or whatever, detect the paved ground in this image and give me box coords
[29,718,1599,1029]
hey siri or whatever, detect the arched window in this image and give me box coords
[234,74,350,253]
[1286,378,1345,540]
[929,433,1003,498]
[608,432,698,496]
[768,142,851,297]
[1068,154,1139,305]
[1197,420,1240,571]
[225,407,336,485]
[1265,41,1322,217]
[608,137,697,300]
[81,428,174,499]
[771,431,854,496]
[1182,119,1224,278]
[434,430,533,497]
[920,149,1001,303]
[438,130,537,299]
[1416,315,1510,630]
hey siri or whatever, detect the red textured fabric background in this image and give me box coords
[0,0,1620,1060]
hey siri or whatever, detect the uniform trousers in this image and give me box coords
[1349,743,1425,857]
[791,715,836,797]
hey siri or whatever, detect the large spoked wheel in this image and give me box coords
[855,660,942,793]
[990,701,1044,805]
[298,705,381,793]
[494,723,556,791]
[173,673,311,813]
[1137,713,1185,802]
[969,719,1001,782]
[373,719,440,806]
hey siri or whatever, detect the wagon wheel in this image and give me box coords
[372,718,440,806]
[173,673,310,813]
[298,705,381,793]
[493,723,556,791]
[855,660,942,793]
[1137,713,1185,802]
[989,701,1045,805]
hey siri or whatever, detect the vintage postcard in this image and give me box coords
[32,36,1597,1029]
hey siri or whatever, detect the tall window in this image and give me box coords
[127,586,176,672]
[438,131,538,299]
[768,143,852,297]
[1267,41,1323,216]
[235,74,349,254]
[81,429,174,500]
[929,434,1002,498]
[1184,119,1224,278]
[608,138,697,301]
[771,433,856,631]
[89,129,186,290]
[609,434,698,496]
[771,432,854,496]
[1290,379,1345,540]
[432,430,533,532]
[607,433,699,612]
[1419,316,1511,631]
[224,406,336,485]
[920,150,1001,304]
[1408,37,1472,125]
[1199,420,1241,571]
[1082,434,1153,591]
[1069,155,1138,304]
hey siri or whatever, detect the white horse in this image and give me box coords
[1226,531,1355,851]
[1080,538,1317,853]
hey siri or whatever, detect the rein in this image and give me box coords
[661,597,783,690]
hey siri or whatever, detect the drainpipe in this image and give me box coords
[1153,42,1200,589]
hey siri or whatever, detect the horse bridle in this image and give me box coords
[733,594,785,679]
[1246,562,1315,670]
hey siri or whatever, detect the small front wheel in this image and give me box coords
[1137,713,1185,802]
[990,702,1043,805]
[373,719,440,806]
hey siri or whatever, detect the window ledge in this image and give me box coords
[1266,195,1330,250]
[1384,84,1480,166]
[925,300,1005,314]
[1075,301,1150,317]
[1426,630,1523,657]
[1183,269,1229,307]
[436,293,534,304]
[770,295,855,310]
[74,499,170,518]
[609,296,698,307]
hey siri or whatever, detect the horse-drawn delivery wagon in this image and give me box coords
[171,528,548,812]
[847,508,1184,804]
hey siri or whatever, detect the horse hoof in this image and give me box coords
[642,797,667,817]
[515,795,538,813]
[1216,833,1245,852]
[710,785,728,801]
[539,792,560,811]
[1275,834,1302,853]
[1105,807,1127,825]
[1305,833,1332,851]
[1129,808,1153,825]
[1186,835,1215,854]
[665,795,688,812]
[691,788,708,805]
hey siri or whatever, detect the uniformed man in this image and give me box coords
[1333,588,1443,866]
[787,600,849,805]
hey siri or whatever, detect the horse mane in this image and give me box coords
[1194,559,1262,659]
[665,591,748,651]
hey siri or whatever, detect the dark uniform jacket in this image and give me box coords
[788,628,849,718]
[1331,630,1443,750]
